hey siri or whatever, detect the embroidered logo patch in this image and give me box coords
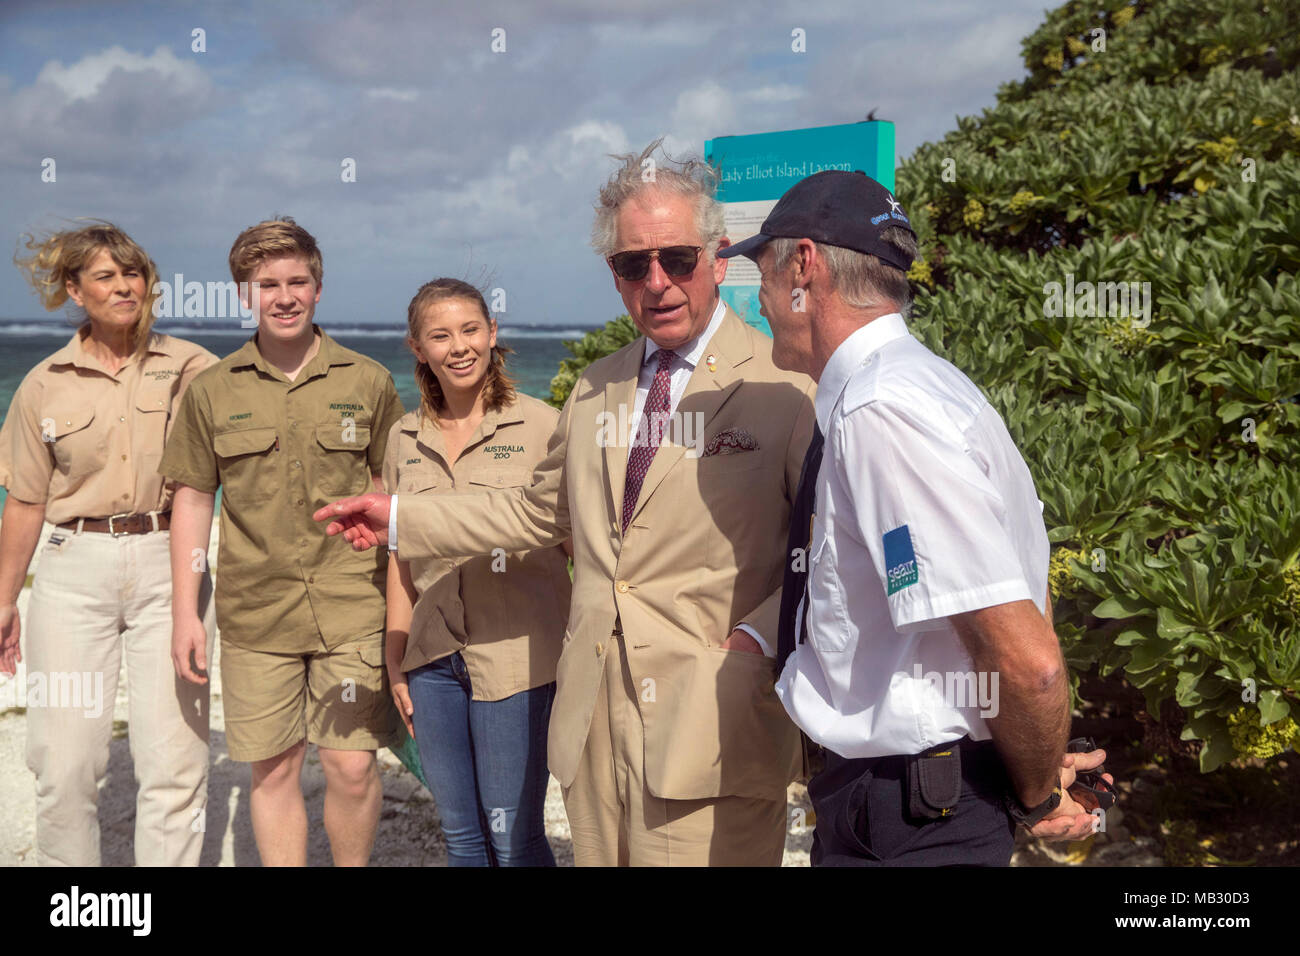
[883,525,919,595]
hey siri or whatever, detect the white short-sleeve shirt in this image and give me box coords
[774,313,1050,759]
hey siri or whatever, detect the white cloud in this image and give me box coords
[745,84,802,105]
[670,80,737,145]
[366,87,419,101]
[34,44,206,102]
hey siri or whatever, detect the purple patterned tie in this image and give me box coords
[622,348,677,533]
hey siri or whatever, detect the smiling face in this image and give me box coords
[609,190,728,351]
[409,296,498,402]
[65,247,147,336]
[247,254,321,347]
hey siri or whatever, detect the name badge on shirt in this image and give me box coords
[884,525,919,595]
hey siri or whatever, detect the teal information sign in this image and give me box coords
[705,121,896,335]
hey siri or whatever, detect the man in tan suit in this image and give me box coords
[318,141,817,865]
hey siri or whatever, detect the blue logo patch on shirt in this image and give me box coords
[883,525,919,595]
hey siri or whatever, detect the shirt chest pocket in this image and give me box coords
[213,427,280,503]
[464,466,533,491]
[134,385,174,460]
[43,405,103,479]
[398,467,442,495]
[315,422,373,496]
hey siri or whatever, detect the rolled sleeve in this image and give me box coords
[159,380,219,493]
[5,380,53,503]
[368,377,403,475]
[837,400,1032,634]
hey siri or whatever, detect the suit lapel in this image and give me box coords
[626,306,754,529]
[602,340,645,526]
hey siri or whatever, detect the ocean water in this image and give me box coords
[0,318,596,510]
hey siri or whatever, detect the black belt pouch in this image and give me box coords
[905,741,962,821]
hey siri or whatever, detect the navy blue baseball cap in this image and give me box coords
[718,170,916,273]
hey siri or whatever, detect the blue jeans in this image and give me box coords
[406,653,556,866]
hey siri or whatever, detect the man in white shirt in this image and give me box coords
[719,170,1112,865]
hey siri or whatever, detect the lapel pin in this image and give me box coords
[706,353,717,373]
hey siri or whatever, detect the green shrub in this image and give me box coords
[898,0,1299,770]
[547,314,640,408]
[551,0,1300,770]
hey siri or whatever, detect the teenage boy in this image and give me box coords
[161,218,403,866]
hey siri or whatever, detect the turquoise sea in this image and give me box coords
[0,318,596,511]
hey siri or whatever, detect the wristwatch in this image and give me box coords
[1006,786,1062,829]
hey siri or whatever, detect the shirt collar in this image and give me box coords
[230,325,351,379]
[48,326,169,375]
[815,312,911,433]
[409,396,527,465]
[642,297,726,370]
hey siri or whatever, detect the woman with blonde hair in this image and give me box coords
[384,278,571,866]
[0,221,217,866]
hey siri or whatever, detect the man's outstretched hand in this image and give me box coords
[314,494,392,550]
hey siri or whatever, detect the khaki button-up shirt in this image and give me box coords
[1,328,216,524]
[383,394,571,701]
[160,327,404,652]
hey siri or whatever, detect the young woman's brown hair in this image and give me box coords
[14,220,161,355]
[406,278,516,419]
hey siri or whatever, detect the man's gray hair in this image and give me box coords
[770,227,918,315]
[591,138,726,259]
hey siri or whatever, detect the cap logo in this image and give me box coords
[871,193,911,226]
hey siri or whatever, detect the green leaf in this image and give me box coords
[1094,593,1152,619]
[1258,689,1291,726]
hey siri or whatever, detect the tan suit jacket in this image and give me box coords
[397,305,816,801]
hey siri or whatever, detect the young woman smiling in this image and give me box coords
[382,278,571,866]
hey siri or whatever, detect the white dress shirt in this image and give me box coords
[775,313,1050,758]
[389,298,773,655]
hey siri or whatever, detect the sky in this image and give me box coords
[0,0,1054,327]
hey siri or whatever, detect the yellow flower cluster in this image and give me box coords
[1009,190,1042,215]
[1200,44,1230,66]
[1048,547,1088,599]
[1100,317,1158,354]
[1227,707,1300,760]
[906,259,934,288]
[1042,49,1065,72]
[1279,563,1300,616]
[1058,128,1072,141]
[1196,135,1238,163]
[962,198,985,228]
[1112,5,1135,28]
[1066,36,1087,56]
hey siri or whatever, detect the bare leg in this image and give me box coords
[250,740,308,866]
[317,747,381,866]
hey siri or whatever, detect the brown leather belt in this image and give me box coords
[57,512,172,535]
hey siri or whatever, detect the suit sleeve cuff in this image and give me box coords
[388,495,399,553]
[735,623,774,658]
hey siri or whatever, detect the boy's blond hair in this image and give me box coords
[228,216,323,286]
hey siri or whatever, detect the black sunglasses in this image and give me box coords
[607,245,703,281]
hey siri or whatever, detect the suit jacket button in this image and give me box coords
[616,580,629,593]
[595,642,604,657]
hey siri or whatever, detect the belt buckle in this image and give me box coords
[107,512,134,537]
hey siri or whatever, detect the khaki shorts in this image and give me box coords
[219,631,396,762]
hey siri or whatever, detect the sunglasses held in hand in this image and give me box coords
[608,245,703,281]
[1066,736,1117,812]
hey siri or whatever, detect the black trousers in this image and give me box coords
[807,739,1017,866]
